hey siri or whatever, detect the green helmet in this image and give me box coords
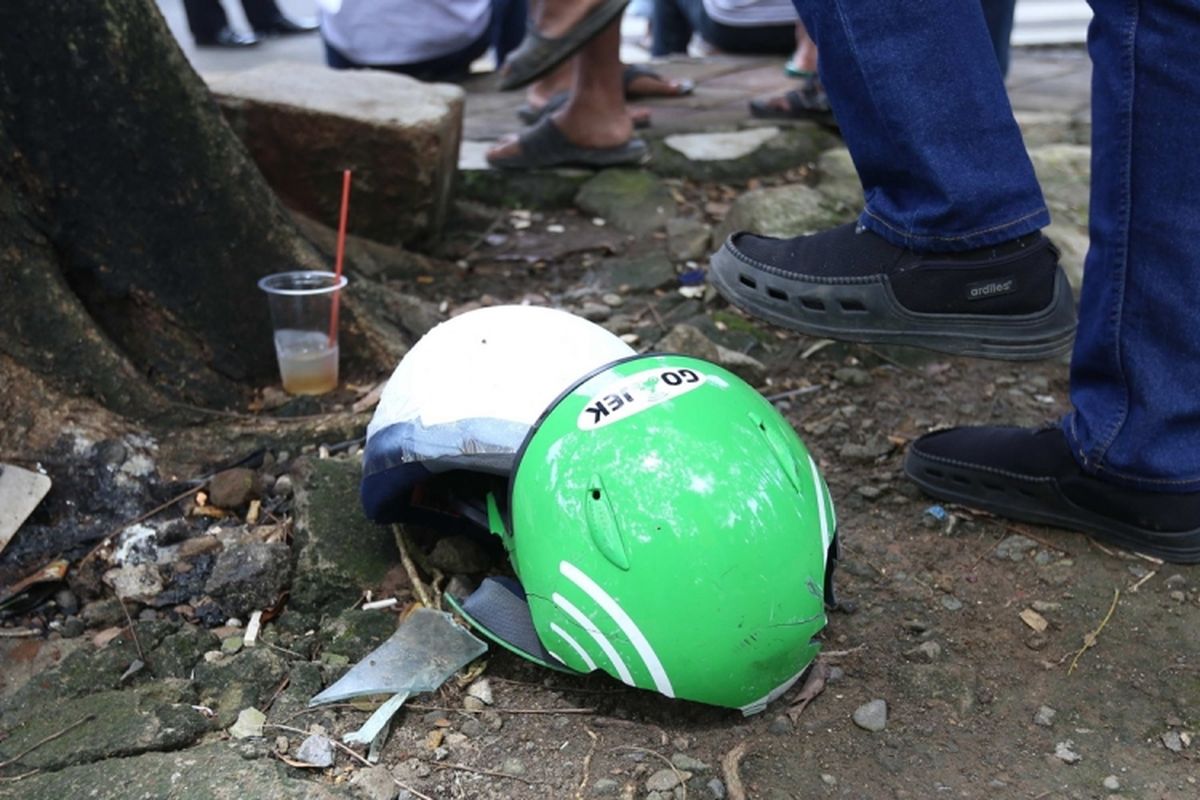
[474,353,837,714]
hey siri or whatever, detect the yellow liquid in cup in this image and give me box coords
[274,329,339,395]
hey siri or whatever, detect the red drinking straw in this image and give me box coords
[328,169,352,347]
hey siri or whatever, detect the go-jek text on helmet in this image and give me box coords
[361,305,635,523]
[450,353,838,714]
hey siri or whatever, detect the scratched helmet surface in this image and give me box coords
[361,305,635,523]
[488,353,837,713]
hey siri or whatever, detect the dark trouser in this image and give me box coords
[981,0,1016,77]
[323,0,527,83]
[182,0,282,40]
[651,0,796,56]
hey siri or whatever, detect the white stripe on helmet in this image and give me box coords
[559,561,674,698]
[552,592,634,685]
[549,622,597,672]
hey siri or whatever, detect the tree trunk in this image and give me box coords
[0,0,330,419]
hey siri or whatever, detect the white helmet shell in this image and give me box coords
[362,305,635,522]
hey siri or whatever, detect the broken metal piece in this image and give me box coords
[308,607,486,707]
[0,463,52,556]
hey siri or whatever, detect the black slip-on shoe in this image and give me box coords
[709,222,1077,361]
[904,425,1200,564]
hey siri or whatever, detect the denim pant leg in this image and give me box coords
[790,1,1048,250]
[980,0,1016,77]
[651,0,699,56]
[1063,0,1200,491]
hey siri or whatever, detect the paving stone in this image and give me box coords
[714,184,849,245]
[575,169,675,236]
[210,63,463,250]
[650,125,837,181]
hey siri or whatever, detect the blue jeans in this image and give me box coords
[792,0,1200,490]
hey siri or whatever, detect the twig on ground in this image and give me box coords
[764,385,822,403]
[612,746,686,799]
[0,629,39,638]
[425,759,543,785]
[261,675,290,714]
[575,729,599,800]
[0,715,94,770]
[116,594,145,662]
[1067,587,1120,675]
[0,769,40,781]
[1128,570,1157,593]
[820,644,866,659]
[392,524,433,608]
[721,740,752,800]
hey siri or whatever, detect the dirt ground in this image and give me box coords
[2,177,1198,800]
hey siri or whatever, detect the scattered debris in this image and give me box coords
[308,607,486,706]
[1161,730,1185,753]
[0,463,52,556]
[1054,741,1081,764]
[1020,608,1049,633]
[1034,705,1057,728]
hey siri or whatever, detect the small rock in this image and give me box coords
[80,598,126,628]
[1031,600,1062,613]
[501,757,525,775]
[275,736,289,753]
[767,715,793,735]
[1034,705,1057,727]
[104,563,164,604]
[297,734,335,768]
[220,636,244,655]
[466,678,493,705]
[671,754,708,772]
[707,778,727,799]
[208,468,260,509]
[580,301,611,322]
[229,707,266,739]
[856,485,884,500]
[827,665,845,683]
[462,696,485,712]
[666,216,712,262]
[1054,741,1081,764]
[592,778,620,796]
[1162,730,1184,753]
[1169,590,1186,602]
[647,768,687,793]
[853,699,888,732]
[941,596,964,611]
[204,541,291,618]
[458,717,483,738]
[833,367,872,387]
[821,773,838,785]
[273,474,294,497]
[1165,574,1187,588]
[905,641,942,662]
[994,535,1038,561]
[350,765,402,800]
[1103,775,1120,791]
[54,588,80,616]
[60,617,86,638]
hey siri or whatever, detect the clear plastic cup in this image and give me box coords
[257,271,348,396]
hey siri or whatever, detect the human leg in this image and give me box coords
[904,0,1200,561]
[650,0,695,56]
[241,0,316,35]
[980,0,1016,77]
[488,15,645,168]
[183,0,257,46]
[710,0,1073,358]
